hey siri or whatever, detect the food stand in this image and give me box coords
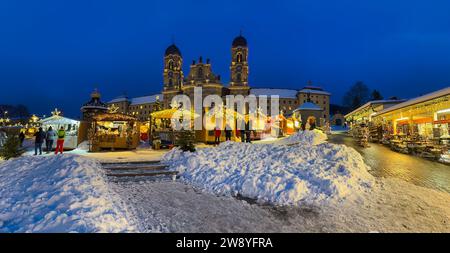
[89,113,140,151]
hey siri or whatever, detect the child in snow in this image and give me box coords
[55,126,65,154]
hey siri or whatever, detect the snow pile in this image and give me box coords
[76,141,90,151]
[0,155,136,232]
[162,140,374,206]
[276,129,328,146]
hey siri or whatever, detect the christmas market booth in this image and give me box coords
[88,113,140,151]
[149,108,199,148]
[372,87,450,163]
[39,109,80,149]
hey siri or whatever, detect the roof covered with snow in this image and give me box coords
[294,102,323,111]
[250,88,298,99]
[130,94,163,105]
[298,88,331,96]
[108,96,129,103]
[374,87,450,117]
[345,99,407,118]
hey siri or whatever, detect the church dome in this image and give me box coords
[165,44,182,56]
[232,35,247,47]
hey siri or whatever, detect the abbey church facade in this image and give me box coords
[107,35,330,123]
[161,35,250,109]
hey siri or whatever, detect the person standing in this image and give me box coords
[0,130,7,147]
[225,124,232,141]
[19,131,25,147]
[55,126,65,154]
[45,126,56,154]
[214,126,221,145]
[245,121,251,143]
[34,127,45,155]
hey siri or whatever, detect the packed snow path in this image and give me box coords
[109,178,450,232]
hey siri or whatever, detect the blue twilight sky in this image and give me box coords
[1,0,450,118]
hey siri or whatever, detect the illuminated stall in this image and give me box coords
[372,87,450,160]
[89,113,140,151]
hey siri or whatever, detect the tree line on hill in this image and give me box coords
[0,104,30,119]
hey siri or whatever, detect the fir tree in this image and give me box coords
[0,135,23,160]
[175,130,196,152]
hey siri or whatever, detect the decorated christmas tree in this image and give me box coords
[0,135,23,160]
[175,130,196,152]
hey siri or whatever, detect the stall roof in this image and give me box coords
[40,115,80,125]
[345,99,407,118]
[374,87,450,117]
[93,113,137,122]
[150,108,200,119]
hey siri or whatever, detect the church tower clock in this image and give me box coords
[229,33,250,96]
[162,44,183,109]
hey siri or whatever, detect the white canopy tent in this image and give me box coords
[39,113,80,149]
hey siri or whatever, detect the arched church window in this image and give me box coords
[236,53,242,63]
[236,73,241,82]
[169,79,173,86]
[168,60,174,70]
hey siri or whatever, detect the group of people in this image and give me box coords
[33,126,66,155]
[214,122,252,145]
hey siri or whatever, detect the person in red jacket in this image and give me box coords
[214,126,221,145]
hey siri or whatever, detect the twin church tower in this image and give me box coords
[162,34,250,109]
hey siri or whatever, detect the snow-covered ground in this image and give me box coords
[0,155,137,232]
[162,130,373,206]
[109,178,450,232]
[1,130,449,232]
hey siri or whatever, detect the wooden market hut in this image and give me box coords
[88,113,140,151]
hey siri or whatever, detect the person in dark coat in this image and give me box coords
[245,121,251,143]
[34,127,46,155]
[19,131,25,147]
[225,124,232,141]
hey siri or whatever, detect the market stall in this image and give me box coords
[372,87,450,161]
[89,113,140,151]
[150,108,199,148]
[39,111,80,150]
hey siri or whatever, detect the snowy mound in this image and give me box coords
[76,141,90,151]
[163,141,374,206]
[276,129,328,146]
[0,155,135,232]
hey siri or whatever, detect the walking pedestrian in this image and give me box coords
[34,127,45,155]
[55,126,65,154]
[45,126,56,153]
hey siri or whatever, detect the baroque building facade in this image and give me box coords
[107,34,330,124]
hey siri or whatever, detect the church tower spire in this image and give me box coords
[229,33,249,96]
[162,43,183,109]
